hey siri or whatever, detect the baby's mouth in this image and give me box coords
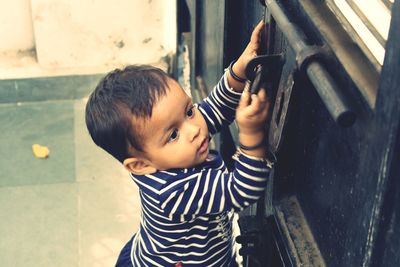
[198,138,209,154]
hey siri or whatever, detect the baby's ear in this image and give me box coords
[123,157,157,175]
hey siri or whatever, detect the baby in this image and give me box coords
[85,21,273,266]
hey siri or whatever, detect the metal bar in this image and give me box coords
[265,0,307,55]
[307,62,355,126]
[265,0,355,127]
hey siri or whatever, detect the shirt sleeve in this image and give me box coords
[197,71,242,136]
[157,152,271,217]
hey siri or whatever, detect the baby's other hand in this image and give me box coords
[232,21,265,81]
[236,86,270,136]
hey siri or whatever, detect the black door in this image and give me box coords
[178,0,400,266]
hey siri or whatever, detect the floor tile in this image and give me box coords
[0,101,75,187]
[0,183,78,267]
[78,180,140,267]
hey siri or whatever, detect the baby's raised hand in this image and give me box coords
[231,21,265,82]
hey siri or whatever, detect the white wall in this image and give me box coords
[0,0,176,76]
[0,0,35,52]
[31,0,176,69]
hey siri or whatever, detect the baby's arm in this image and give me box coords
[197,74,242,135]
[158,152,271,217]
[197,21,266,135]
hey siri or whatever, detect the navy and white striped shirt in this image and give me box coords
[128,73,271,266]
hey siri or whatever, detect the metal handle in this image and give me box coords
[245,54,285,95]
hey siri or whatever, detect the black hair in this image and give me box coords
[85,65,169,162]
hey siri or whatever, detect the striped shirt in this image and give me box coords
[129,72,271,266]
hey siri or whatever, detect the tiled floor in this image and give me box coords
[0,98,140,266]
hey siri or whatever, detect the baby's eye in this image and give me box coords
[168,129,179,142]
[186,106,195,118]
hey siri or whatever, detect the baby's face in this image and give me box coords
[138,78,209,171]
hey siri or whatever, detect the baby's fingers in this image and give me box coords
[248,94,263,113]
[250,21,265,44]
[257,87,267,102]
[238,88,251,109]
[248,91,269,113]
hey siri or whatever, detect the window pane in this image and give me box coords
[327,0,392,67]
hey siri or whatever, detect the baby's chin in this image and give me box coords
[187,152,210,168]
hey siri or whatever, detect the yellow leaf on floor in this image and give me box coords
[32,144,50,159]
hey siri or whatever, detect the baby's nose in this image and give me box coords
[187,123,200,142]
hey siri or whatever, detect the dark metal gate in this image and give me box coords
[177,0,400,266]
